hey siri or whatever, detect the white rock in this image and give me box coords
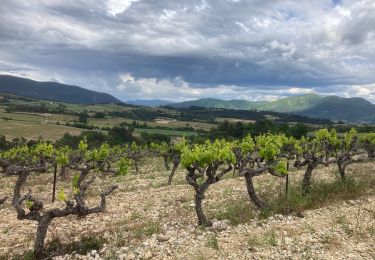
[144,251,153,259]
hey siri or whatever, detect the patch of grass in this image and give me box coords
[2,226,11,235]
[214,198,256,225]
[145,174,156,180]
[264,228,278,246]
[6,235,105,259]
[321,233,340,249]
[1,251,37,260]
[258,207,272,220]
[247,234,263,250]
[205,234,219,250]
[267,177,371,215]
[247,228,278,249]
[336,215,353,236]
[130,211,142,221]
[44,235,105,256]
[223,187,233,196]
[151,181,167,189]
[114,212,162,246]
[133,220,161,239]
[303,223,316,234]
[301,245,315,259]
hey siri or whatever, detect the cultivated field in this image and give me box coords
[0,120,84,140]
[0,159,374,259]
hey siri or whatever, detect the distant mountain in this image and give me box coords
[171,98,262,110]
[297,96,375,123]
[171,94,322,112]
[0,75,122,104]
[171,94,375,123]
[125,99,174,107]
[256,94,323,113]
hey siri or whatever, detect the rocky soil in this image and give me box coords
[0,158,374,259]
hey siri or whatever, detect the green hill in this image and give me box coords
[0,75,122,104]
[297,96,375,123]
[256,94,322,112]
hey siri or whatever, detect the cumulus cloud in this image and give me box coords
[115,73,316,102]
[0,0,374,102]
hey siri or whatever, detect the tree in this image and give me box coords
[78,111,89,124]
[108,126,134,145]
[93,112,105,118]
[181,140,234,226]
[290,123,309,139]
[56,133,81,149]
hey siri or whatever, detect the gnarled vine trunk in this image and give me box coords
[59,166,68,180]
[168,155,179,185]
[12,171,28,206]
[303,163,317,194]
[134,159,139,174]
[245,173,267,209]
[194,191,211,227]
[11,165,118,257]
[163,155,170,171]
[337,160,347,181]
[34,216,52,257]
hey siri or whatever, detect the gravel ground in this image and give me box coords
[0,159,374,259]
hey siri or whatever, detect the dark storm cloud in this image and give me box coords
[0,0,374,101]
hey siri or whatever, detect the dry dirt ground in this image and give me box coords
[0,158,374,260]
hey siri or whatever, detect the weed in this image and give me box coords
[336,215,353,236]
[206,234,219,250]
[133,220,161,239]
[321,233,340,248]
[215,198,256,225]
[303,223,316,234]
[223,187,233,196]
[264,228,278,246]
[247,234,263,250]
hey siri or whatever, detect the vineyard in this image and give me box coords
[0,129,374,259]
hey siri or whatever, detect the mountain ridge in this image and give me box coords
[0,75,122,104]
[170,94,375,123]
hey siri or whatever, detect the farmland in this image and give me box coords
[0,157,374,259]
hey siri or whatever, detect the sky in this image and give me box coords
[0,0,375,102]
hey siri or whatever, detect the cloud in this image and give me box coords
[115,73,317,102]
[0,0,374,102]
[107,0,140,16]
